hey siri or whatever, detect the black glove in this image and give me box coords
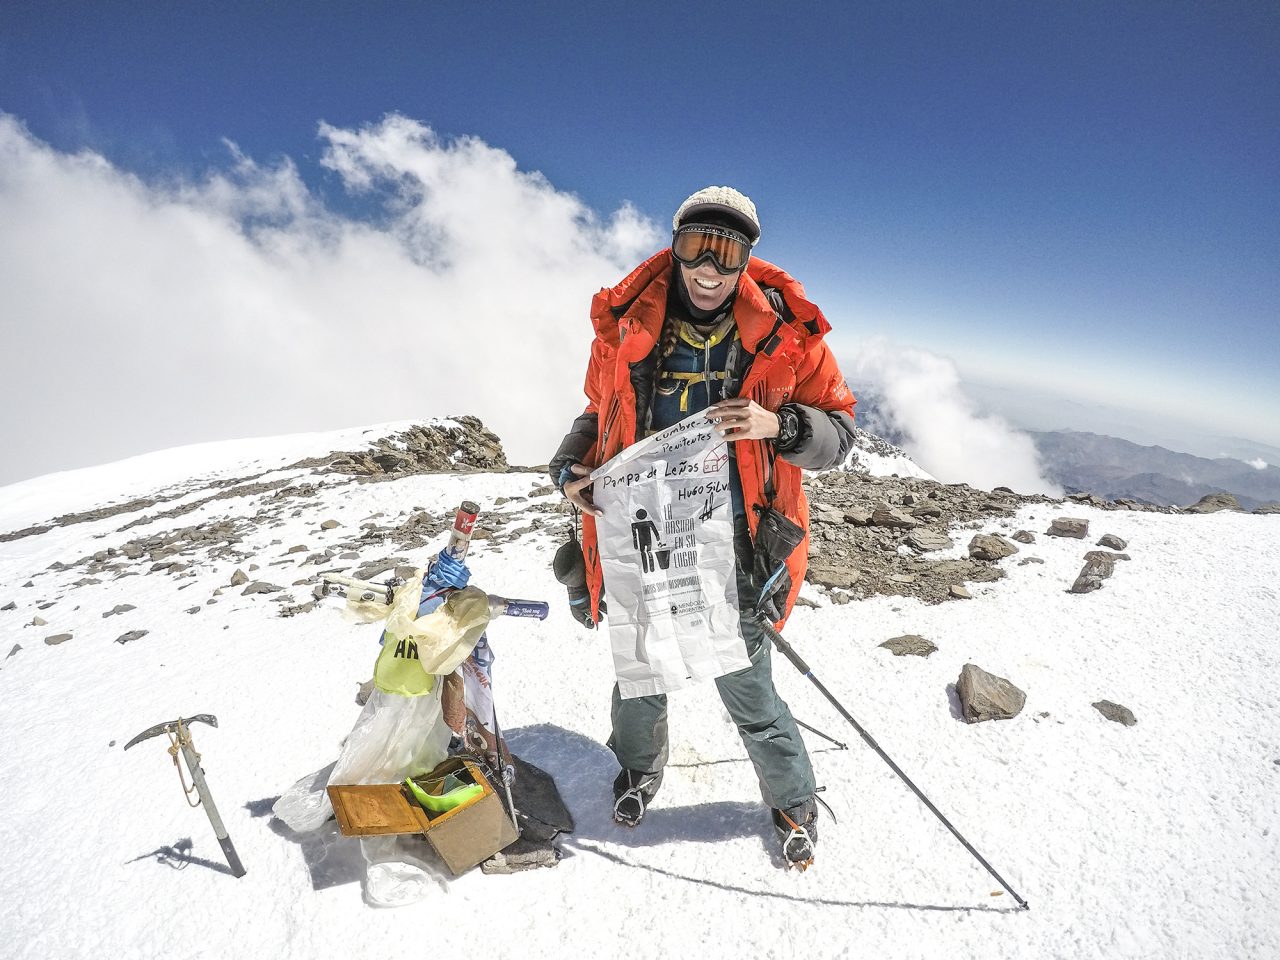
[751,507,805,622]
[555,534,604,629]
[567,585,606,629]
[753,561,792,623]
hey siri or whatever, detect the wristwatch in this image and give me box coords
[774,405,801,450]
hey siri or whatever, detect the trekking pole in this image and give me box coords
[760,617,1029,910]
[794,718,847,750]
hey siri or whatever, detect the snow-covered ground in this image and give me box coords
[1,425,1277,960]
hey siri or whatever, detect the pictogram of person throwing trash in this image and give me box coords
[630,509,670,573]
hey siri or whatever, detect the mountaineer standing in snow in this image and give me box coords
[550,186,857,868]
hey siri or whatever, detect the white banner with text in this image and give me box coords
[591,411,748,698]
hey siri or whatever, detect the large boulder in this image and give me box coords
[956,663,1026,723]
[1047,517,1089,539]
[968,533,1018,561]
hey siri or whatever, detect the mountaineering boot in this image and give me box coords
[612,769,663,827]
[772,797,819,870]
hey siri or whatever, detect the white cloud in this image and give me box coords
[1246,458,1268,470]
[0,113,1068,498]
[0,113,661,484]
[844,336,1061,495]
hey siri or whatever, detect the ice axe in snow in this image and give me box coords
[124,714,246,878]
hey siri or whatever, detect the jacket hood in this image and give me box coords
[590,251,832,353]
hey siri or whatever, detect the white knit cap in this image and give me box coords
[672,186,760,244]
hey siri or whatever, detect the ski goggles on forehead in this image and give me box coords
[671,224,752,274]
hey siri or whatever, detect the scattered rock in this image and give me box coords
[230,569,249,586]
[115,630,149,645]
[1012,530,1035,544]
[320,519,341,530]
[879,634,937,657]
[1092,700,1137,726]
[1046,518,1089,539]
[285,544,308,554]
[806,563,862,590]
[1184,492,1242,514]
[249,563,259,572]
[339,551,360,560]
[1,601,15,611]
[44,633,73,646]
[1097,534,1128,550]
[481,838,562,874]
[1018,557,1045,565]
[949,585,971,599]
[353,558,410,582]
[870,504,920,529]
[242,581,284,596]
[102,603,137,618]
[814,505,846,524]
[355,678,375,706]
[185,607,201,614]
[1085,550,1129,563]
[956,664,1026,723]
[30,615,48,627]
[968,534,1018,561]
[905,529,952,552]
[7,644,20,659]
[1070,553,1118,593]
[1254,503,1280,515]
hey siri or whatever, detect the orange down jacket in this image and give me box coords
[576,250,856,628]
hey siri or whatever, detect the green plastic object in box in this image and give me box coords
[404,773,484,813]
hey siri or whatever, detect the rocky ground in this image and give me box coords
[5,418,1259,641]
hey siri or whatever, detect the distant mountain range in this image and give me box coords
[848,388,1280,510]
[1027,429,1280,511]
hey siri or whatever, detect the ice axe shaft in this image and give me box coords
[125,715,246,878]
[761,618,1028,910]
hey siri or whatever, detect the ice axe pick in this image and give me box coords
[124,713,246,878]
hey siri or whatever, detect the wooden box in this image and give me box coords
[327,756,518,876]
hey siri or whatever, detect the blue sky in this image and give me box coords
[1,1,1277,484]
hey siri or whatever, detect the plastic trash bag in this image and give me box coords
[273,574,495,905]
[271,687,452,832]
[375,584,492,691]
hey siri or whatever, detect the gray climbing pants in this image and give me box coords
[606,517,816,811]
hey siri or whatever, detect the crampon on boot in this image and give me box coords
[612,769,662,827]
[772,797,819,870]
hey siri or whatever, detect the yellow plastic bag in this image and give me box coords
[373,581,493,696]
